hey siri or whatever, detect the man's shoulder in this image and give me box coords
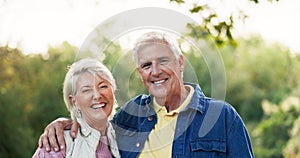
[207,99,238,115]
[204,99,245,128]
[112,94,152,122]
[123,94,152,108]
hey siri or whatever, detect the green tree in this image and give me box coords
[170,0,279,45]
[0,46,35,157]
[221,36,294,122]
[284,116,300,158]
[253,96,300,158]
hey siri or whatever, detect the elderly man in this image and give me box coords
[39,31,254,158]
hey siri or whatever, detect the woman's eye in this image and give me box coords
[82,89,92,93]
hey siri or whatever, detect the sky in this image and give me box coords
[0,0,299,54]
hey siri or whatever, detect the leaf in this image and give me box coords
[170,0,184,4]
[250,0,259,3]
[189,6,204,13]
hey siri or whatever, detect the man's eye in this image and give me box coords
[141,63,151,69]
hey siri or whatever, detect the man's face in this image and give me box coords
[136,43,184,101]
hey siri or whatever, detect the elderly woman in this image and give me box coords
[33,58,120,158]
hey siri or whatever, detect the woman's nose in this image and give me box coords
[92,88,102,99]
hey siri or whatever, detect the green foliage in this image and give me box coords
[253,97,300,157]
[284,116,300,158]
[284,84,300,158]
[0,47,35,158]
[170,0,244,46]
[170,0,184,4]
[220,36,294,122]
[0,42,76,157]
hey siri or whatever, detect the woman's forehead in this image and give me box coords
[76,72,108,85]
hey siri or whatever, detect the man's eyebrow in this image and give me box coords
[138,60,150,66]
[159,57,169,60]
[138,61,151,67]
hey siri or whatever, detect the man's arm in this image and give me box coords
[227,115,254,157]
[38,118,80,152]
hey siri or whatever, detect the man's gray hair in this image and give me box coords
[133,31,182,66]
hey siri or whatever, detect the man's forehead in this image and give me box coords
[138,44,172,55]
[138,50,172,62]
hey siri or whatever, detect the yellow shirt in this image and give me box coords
[138,85,195,158]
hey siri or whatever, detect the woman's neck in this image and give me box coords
[87,119,108,136]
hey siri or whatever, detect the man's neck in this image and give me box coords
[155,85,189,112]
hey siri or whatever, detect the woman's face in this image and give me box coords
[71,72,114,126]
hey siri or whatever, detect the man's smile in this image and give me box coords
[151,78,168,85]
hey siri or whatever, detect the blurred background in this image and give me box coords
[0,0,300,157]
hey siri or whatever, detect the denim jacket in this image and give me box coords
[111,83,254,158]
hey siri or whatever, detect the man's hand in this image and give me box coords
[38,118,80,152]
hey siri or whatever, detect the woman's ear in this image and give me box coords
[69,95,75,105]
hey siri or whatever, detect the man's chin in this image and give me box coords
[149,87,168,100]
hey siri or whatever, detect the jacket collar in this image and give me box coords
[77,118,101,139]
[183,82,206,114]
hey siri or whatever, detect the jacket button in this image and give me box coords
[136,142,140,148]
[148,116,153,121]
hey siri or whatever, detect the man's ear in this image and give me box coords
[179,55,184,72]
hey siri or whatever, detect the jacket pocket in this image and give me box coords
[191,139,226,152]
[190,139,226,157]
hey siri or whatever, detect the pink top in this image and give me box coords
[96,136,113,158]
[32,148,65,158]
[33,136,113,158]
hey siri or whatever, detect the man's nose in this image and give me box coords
[151,63,162,76]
